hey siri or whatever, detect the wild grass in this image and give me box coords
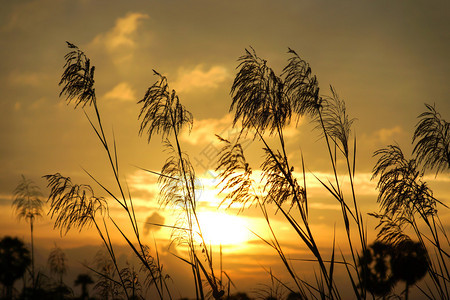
[42,42,449,299]
[217,48,367,299]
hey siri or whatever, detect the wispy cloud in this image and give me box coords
[103,82,136,102]
[89,12,149,63]
[173,64,230,93]
[373,126,404,143]
[8,70,48,87]
[180,114,234,145]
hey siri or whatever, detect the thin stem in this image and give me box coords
[30,219,35,289]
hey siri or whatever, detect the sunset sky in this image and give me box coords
[1,0,449,299]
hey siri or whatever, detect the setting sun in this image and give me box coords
[195,211,252,246]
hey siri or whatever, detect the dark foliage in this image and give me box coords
[358,241,396,297]
[0,236,31,299]
[392,240,428,285]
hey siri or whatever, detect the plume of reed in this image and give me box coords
[230,47,290,135]
[59,42,96,108]
[319,87,355,157]
[138,70,193,142]
[372,145,436,219]
[283,48,322,118]
[413,103,450,174]
[44,173,108,235]
[261,148,304,208]
[47,245,68,284]
[215,135,256,209]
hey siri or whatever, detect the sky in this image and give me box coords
[1,0,449,299]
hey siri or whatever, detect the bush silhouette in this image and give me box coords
[0,236,31,299]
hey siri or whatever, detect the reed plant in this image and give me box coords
[45,42,226,299]
[45,42,169,299]
[370,103,449,299]
[216,48,449,299]
[44,42,448,299]
[216,47,367,299]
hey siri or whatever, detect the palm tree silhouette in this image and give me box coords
[12,175,44,288]
[75,273,94,300]
[0,236,31,299]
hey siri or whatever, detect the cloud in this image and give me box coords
[143,212,165,235]
[372,126,404,143]
[180,114,234,146]
[173,64,230,93]
[89,12,149,62]
[103,82,136,102]
[8,70,47,87]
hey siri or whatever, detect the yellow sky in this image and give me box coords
[1,1,449,299]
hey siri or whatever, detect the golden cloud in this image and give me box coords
[89,12,149,63]
[173,64,230,93]
[103,82,136,102]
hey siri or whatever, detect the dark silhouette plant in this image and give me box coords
[358,241,396,298]
[45,42,168,299]
[138,70,224,299]
[12,175,44,288]
[44,41,448,300]
[217,47,366,299]
[74,273,94,300]
[0,236,31,300]
[47,41,226,300]
[412,103,450,174]
[392,240,428,300]
[371,104,449,299]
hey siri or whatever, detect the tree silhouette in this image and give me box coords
[358,241,396,298]
[0,236,31,299]
[12,175,44,288]
[392,240,428,300]
[75,274,94,300]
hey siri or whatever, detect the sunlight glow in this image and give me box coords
[195,211,251,246]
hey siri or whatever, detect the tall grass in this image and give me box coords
[45,42,169,299]
[370,103,449,299]
[216,48,449,299]
[216,48,367,299]
[45,42,226,299]
[44,42,448,299]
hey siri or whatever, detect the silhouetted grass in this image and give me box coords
[41,42,449,300]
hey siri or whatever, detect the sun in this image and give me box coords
[195,211,251,246]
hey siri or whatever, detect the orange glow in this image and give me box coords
[195,211,252,246]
